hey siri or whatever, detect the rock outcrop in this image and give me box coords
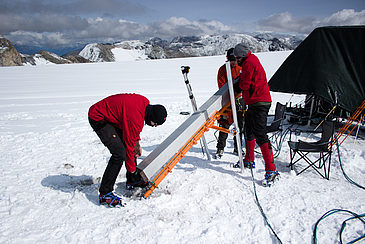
[0,34,23,67]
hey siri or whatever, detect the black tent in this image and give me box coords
[269,26,365,114]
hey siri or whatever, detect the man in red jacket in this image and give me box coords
[215,48,245,159]
[233,43,279,186]
[88,93,167,206]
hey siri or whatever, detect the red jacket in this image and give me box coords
[217,62,242,125]
[239,52,271,105]
[88,94,149,171]
[217,63,241,89]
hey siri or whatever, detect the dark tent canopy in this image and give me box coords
[269,26,365,114]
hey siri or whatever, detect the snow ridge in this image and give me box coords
[78,33,303,63]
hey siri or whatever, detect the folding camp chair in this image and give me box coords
[267,102,286,157]
[287,120,335,180]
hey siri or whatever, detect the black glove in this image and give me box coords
[235,98,245,110]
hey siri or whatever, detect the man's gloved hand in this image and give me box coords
[235,98,246,112]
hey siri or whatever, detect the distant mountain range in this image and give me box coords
[0,33,303,66]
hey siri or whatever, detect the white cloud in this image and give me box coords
[45,33,70,46]
[3,15,235,51]
[322,9,365,25]
[148,17,234,37]
[258,12,317,34]
[258,9,365,34]
[6,31,45,47]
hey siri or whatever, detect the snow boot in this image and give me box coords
[260,142,279,186]
[262,171,280,187]
[233,159,255,168]
[126,171,148,190]
[99,192,124,207]
[214,148,224,159]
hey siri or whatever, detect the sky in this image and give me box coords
[1,0,365,54]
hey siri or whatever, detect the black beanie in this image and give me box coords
[227,48,236,61]
[150,105,167,125]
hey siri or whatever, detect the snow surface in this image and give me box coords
[112,48,148,62]
[0,51,364,244]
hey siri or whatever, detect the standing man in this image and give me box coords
[233,43,279,186]
[88,93,167,206]
[215,48,245,159]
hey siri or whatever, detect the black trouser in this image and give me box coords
[244,104,270,146]
[216,109,244,150]
[217,123,229,149]
[89,118,127,195]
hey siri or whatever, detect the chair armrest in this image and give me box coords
[270,118,284,124]
[289,127,322,135]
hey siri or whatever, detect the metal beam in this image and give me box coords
[137,81,232,182]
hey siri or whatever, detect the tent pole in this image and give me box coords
[307,96,315,126]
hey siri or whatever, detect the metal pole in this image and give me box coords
[225,61,244,173]
[307,95,315,126]
[181,66,212,161]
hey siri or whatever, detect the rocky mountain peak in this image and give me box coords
[0,34,23,67]
[146,37,170,48]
